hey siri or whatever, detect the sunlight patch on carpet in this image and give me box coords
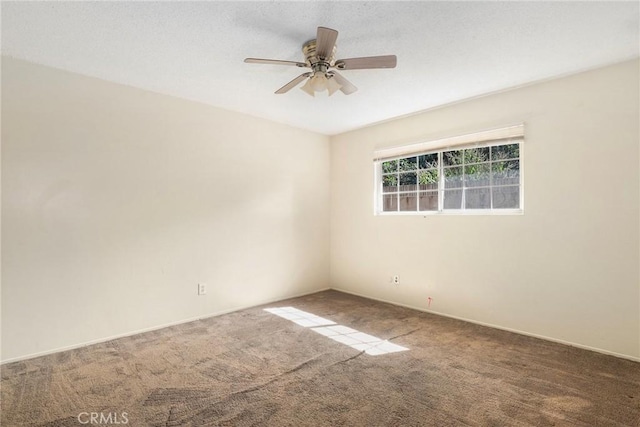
[264,307,336,327]
[311,325,408,355]
[264,307,409,356]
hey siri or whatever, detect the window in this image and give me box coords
[374,125,523,214]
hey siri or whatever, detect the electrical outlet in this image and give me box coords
[198,283,207,295]
[393,275,400,285]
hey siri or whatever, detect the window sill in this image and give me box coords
[375,209,524,217]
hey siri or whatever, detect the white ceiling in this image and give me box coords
[2,1,638,135]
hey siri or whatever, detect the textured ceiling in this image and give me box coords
[2,1,639,135]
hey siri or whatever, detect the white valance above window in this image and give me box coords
[373,124,525,161]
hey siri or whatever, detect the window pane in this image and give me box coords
[443,189,463,209]
[378,139,522,215]
[383,194,398,211]
[382,160,398,173]
[399,172,417,192]
[492,144,519,161]
[399,193,418,211]
[465,188,491,209]
[492,160,520,186]
[419,191,438,211]
[399,157,418,172]
[493,186,520,209]
[418,169,438,190]
[464,163,490,187]
[443,149,463,166]
[444,167,463,188]
[382,174,397,193]
[418,153,438,169]
[464,147,490,164]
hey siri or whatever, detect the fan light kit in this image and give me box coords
[244,26,397,97]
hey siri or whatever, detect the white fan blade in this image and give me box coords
[275,72,312,94]
[316,27,338,60]
[334,55,397,70]
[245,58,307,68]
[329,71,357,95]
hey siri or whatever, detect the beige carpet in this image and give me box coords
[1,290,639,426]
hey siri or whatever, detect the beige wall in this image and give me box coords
[3,57,639,363]
[1,58,330,362]
[330,60,640,360]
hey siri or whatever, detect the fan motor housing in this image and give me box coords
[302,39,337,67]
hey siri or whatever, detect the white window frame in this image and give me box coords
[373,125,524,216]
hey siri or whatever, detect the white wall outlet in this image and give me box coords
[393,275,400,285]
[198,283,207,295]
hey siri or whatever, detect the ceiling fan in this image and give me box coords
[244,26,397,97]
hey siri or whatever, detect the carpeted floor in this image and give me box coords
[1,290,639,426]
